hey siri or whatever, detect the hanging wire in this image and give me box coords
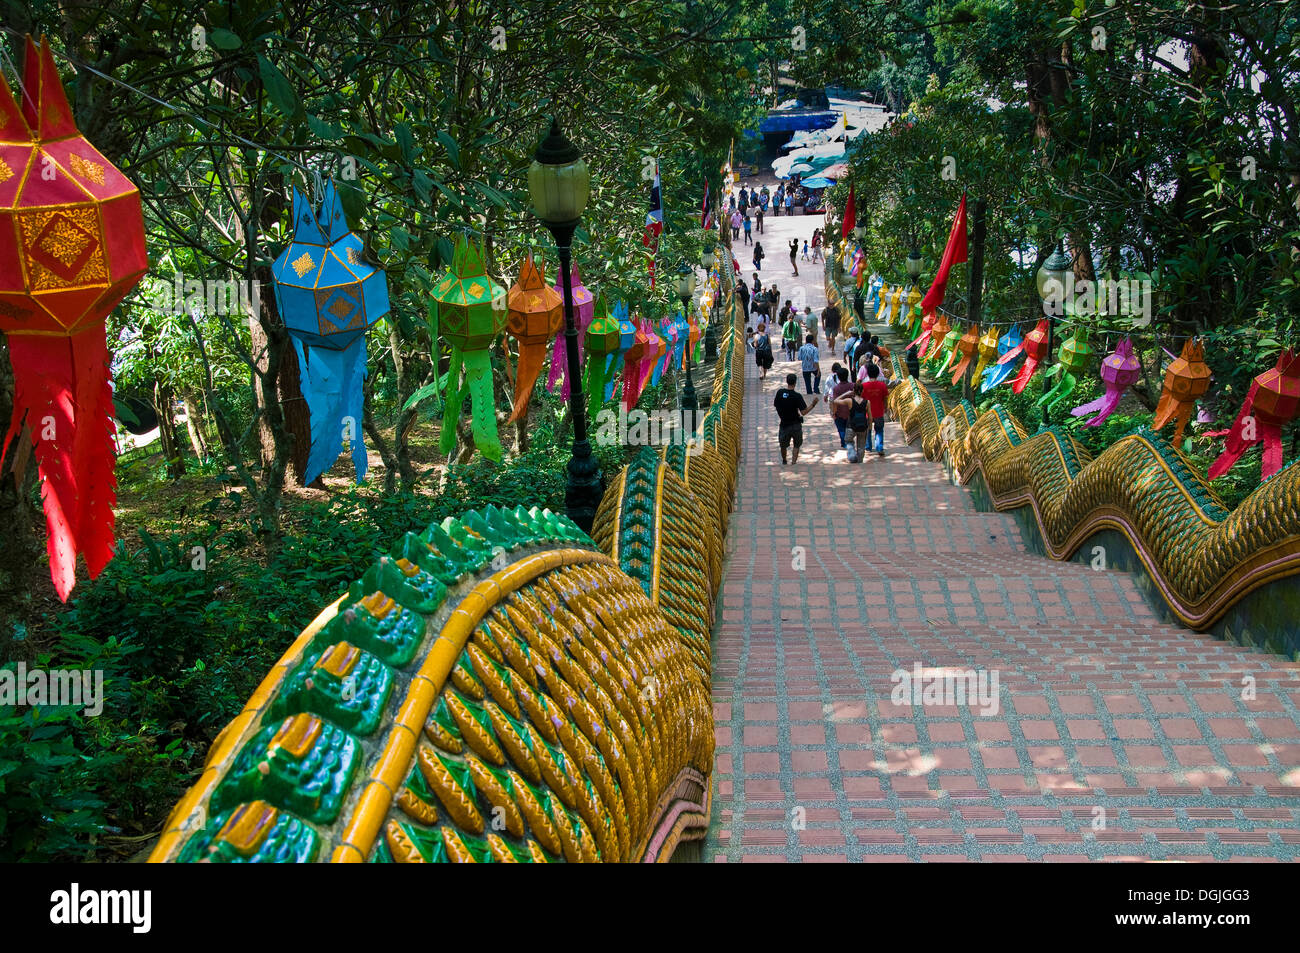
[0,41,36,116]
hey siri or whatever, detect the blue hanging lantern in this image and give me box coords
[272,181,389,485]
[606,301,637,402]
[981,324,1023,393]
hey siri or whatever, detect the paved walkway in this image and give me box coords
[706,208,1300,862]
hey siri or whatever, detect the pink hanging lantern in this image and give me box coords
[1070,336,1141,427]
[545,263,593,400]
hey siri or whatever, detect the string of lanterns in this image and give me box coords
[852,261,1299,483]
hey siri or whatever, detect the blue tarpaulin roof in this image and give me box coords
[759,110,838,134]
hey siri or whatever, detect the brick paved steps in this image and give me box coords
[708,255,1300,860]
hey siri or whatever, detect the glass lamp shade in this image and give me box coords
[675,264,696,300]
[528,119,590,225]
[1036,245,1072,302]
[702,248,716,271]
[906,249,922,278]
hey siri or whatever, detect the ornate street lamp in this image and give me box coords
[906,247,922,289]
[528,117,603,533]
[702,247,719,362]
[675,262,699,429]
[1036,241,1072,427]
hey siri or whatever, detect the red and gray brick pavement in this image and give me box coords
[706,271,1300,860]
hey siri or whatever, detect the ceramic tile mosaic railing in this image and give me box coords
[150,258,743,864]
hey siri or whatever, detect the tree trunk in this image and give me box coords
[277,334,323,488]
[0,334,40,598]
[152,379,186,479]
[361,372,398,495]
[180,390,209,461]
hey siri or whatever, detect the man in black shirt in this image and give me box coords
[821,302,841,352]
[773,372,820,464]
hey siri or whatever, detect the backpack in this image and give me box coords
[848,397,869,432]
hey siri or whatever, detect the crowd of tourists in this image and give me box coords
[746,296,901,465]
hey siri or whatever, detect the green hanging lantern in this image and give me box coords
[1038,330,1094,413]
[583,295,622,419]
[432,237,507,462]
[932,327,963,373]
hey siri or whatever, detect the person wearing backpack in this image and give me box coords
[834,381,872,463]
[781,312,801,361]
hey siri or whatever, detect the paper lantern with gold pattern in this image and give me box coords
[972,325,1000,383]
[1037,331,1094,413]
[908,312,937,358]
[1009,319,1051,394]
[1209,349,1300,481]
[432,237,507,462]
[982,325,1024,392]
[272,182,389,487]
[0,35,148,601]
[1153,336,1211,446]
[505,254,562,423]
[948,324,980,386]
[621,313,651,411]
[606,301,637,402]
[1071,336,1140,426]
[923,313,951,361]
[583,296,622,418]
[932,327,962,374]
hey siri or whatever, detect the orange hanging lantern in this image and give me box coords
[1153,336,1211,446]
[923,313,951,361]
[0,36,148,600]
[505,254,562,423]
[949,324,980,386]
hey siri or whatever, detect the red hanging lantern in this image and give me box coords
[1009,319,1051,394]
[0,36,148,600]
[1209,349,1300,481]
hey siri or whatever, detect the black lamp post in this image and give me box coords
[675,262,698,430]
[702,247,718,362]
[1036,242,1072,429]
[528,118,604,534]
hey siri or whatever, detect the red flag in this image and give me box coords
[920,194,968,315]
[643,161,663,289]
[841,183,856,240]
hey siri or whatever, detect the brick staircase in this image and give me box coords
[706,349,1300,862]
